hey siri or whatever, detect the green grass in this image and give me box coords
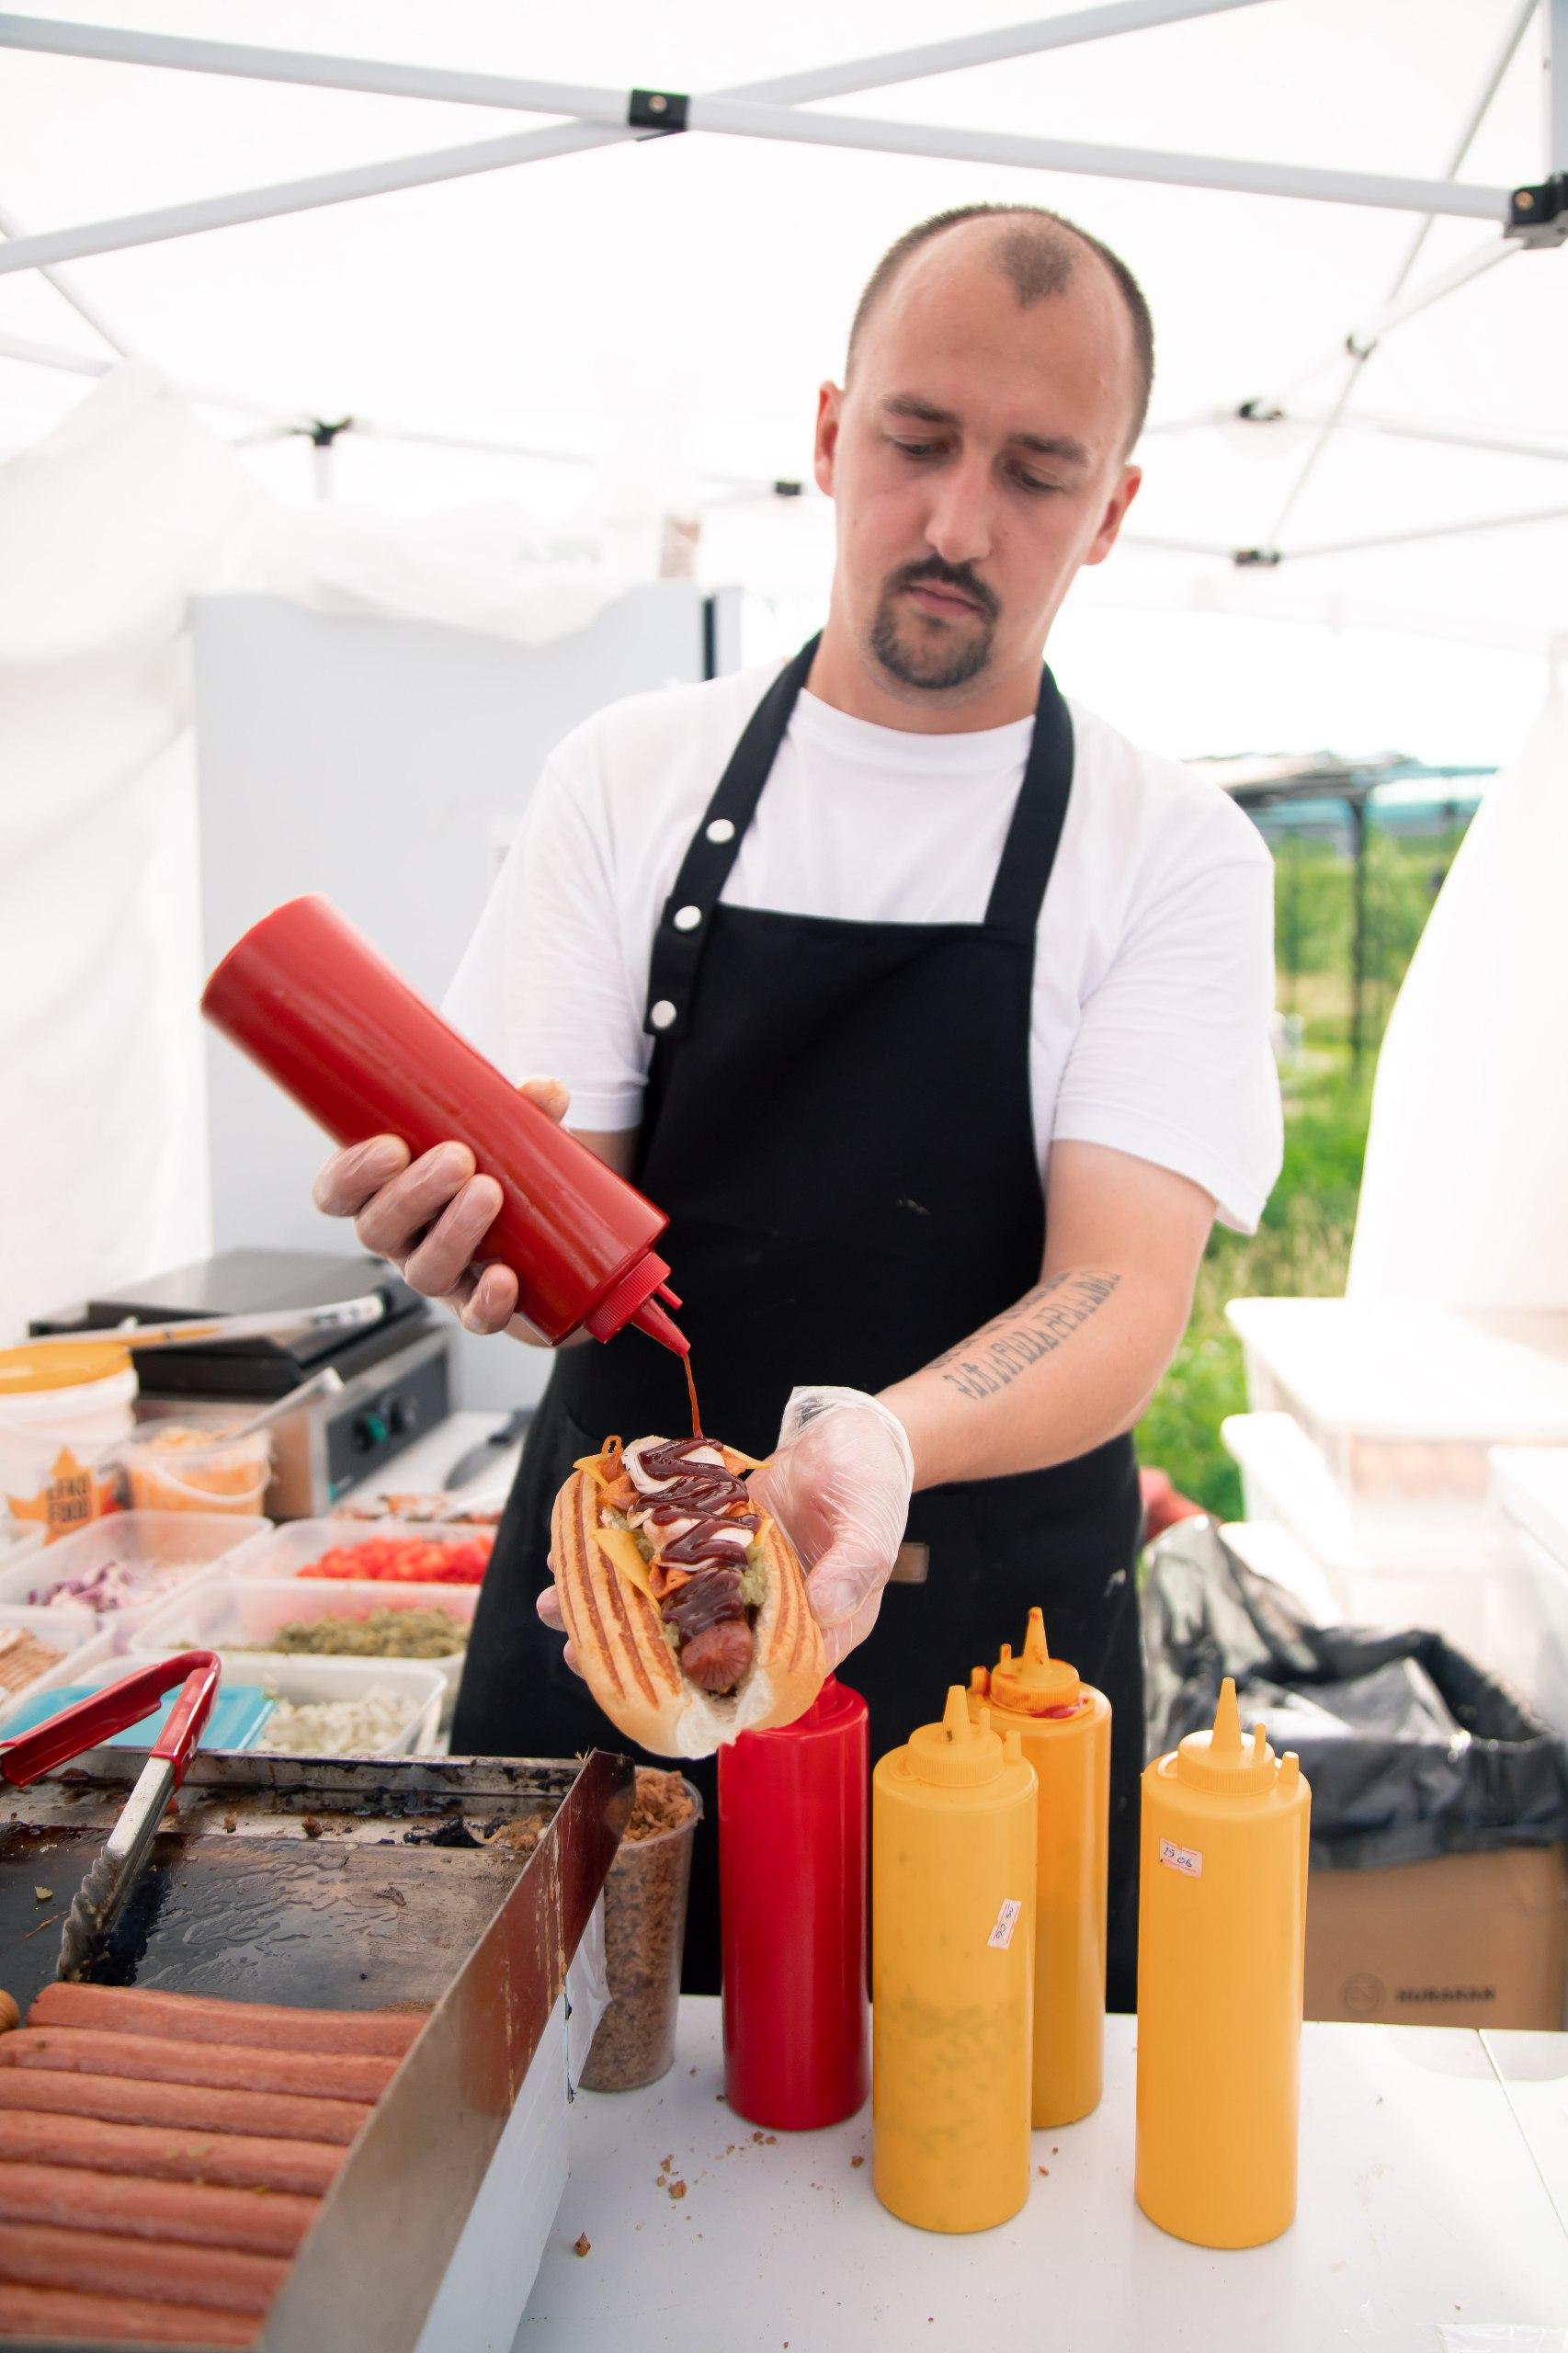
[1135,989,1378,1519]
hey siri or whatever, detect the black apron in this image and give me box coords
[452,639,1144,2006]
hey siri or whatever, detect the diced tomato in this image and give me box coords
[297,1529,493,1584]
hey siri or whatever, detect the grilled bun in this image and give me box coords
[549,1437,825,1757]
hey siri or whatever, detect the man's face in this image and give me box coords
[814,224,1142,707]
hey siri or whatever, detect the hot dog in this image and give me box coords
[0,2067,371,2147]
[551,1435,824,1756]
[0,2162,317,2256]
[0,2280,259,2345]
[0,2029,396,2105]
[0,2110,345,2197]
[28,1984,425,2058]
[0,2220,286,2315]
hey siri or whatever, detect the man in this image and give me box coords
[313,203,1282,2005]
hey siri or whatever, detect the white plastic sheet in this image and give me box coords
[1348,651,1568,1309]
[0,364,625,1342]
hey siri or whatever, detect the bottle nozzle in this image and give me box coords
[969,1665,990,1698]
[1212,1677,1243,1756]
[631,1293,690,1355]
[1279,1752,1301,1793]
[1022,1608,1049,1666]
[941,1686,971,1743]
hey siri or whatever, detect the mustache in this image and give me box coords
[886,558,999,621]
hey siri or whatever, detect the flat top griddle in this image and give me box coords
[0,1746,631,2353]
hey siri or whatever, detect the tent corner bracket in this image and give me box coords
[628,90,689,133]
[1506,175,1568,245]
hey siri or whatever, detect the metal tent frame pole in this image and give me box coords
[0,11,1521,284]
[1253,0,1544,555]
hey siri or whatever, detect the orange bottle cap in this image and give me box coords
[1176,1677,1277,1795]
[907,1686,1006,1789]
[983,1608,1081,1716]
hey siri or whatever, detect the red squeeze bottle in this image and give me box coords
[200,895,688,1354]
[718,1677,869,2130]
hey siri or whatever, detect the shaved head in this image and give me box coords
[846,203,1154,452]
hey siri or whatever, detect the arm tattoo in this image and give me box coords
[931,1269,1122,1403]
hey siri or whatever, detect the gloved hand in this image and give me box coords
[749,1387,915,1671]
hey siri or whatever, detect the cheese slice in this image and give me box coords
[592,1525,657,1604]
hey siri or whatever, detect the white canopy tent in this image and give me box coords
[3,0,1567,1332]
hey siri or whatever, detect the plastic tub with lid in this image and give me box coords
[130,1573,477,1730]
[0,1510,272,1648]
[234,1517,493,1586]
[1221,1413,1537,1688]
[0,1342,136,1543]
[1225,1299,1568,1552]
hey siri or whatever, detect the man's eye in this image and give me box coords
[893,439,940,460]
[1015,472,1062,495]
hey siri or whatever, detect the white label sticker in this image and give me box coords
[988,1899,1023,1949]
[1159,1837,1202,1879]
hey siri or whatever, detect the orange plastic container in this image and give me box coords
[1135,1677,1311,2248]
[971,1607,1108,2126]
[871,1688,1036,2234]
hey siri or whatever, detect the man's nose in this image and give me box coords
[923,455,994,568]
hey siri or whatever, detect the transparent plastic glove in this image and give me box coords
[749,1387,915,1671]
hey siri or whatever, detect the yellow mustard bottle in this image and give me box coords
[872,1688,1037,2234]
[1136,1676,1311,2249]
[970,1607,1108,2127]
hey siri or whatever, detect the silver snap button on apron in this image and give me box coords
[649,999,677,1030]
[673,905,703,932]
[705,818,736,844]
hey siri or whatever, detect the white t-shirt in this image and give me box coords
[444,664,1283,1233]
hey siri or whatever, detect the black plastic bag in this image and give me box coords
[1142,1516,1568,1870]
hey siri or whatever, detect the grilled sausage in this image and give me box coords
[0,2067,371,2146]
[0,2110,344,2197]
[0,2162,317,2256]
[28,1983,425,2058]
[0,2219,286,2315]
[0,2279,258,2344]
[0,2027,395,2104]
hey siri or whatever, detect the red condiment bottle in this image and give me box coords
[201,896,687,1354]
[718,1677,869,2130]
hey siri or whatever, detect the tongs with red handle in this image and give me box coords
[0,1650,221,1788]
[0,1652,222,1979]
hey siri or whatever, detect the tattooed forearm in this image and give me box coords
[932,1270,1122,1403]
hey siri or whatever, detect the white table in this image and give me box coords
[520,2001,1568,2352]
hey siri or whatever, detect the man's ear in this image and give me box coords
[1085,465,1142,567]
[813,381,843,497]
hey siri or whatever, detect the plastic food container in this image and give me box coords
[131,1574,477,1731]
[0,1650,442,1756]
[0,1602,110,1719]
[1227,1299,1568,1553]
[0,1519,45,1570]
[234,1518,493,1586]
[579,1774,701,2094]
[121,1423,272,1518]
[0,1511,272,1648]
[0,1342,136,1543]
[231,1654,444,1757]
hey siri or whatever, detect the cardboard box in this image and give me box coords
[1305,1845,1566,2030]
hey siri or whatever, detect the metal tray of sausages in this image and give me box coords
[0,1746,632,2352]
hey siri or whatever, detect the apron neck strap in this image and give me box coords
[983,660,1074,937]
